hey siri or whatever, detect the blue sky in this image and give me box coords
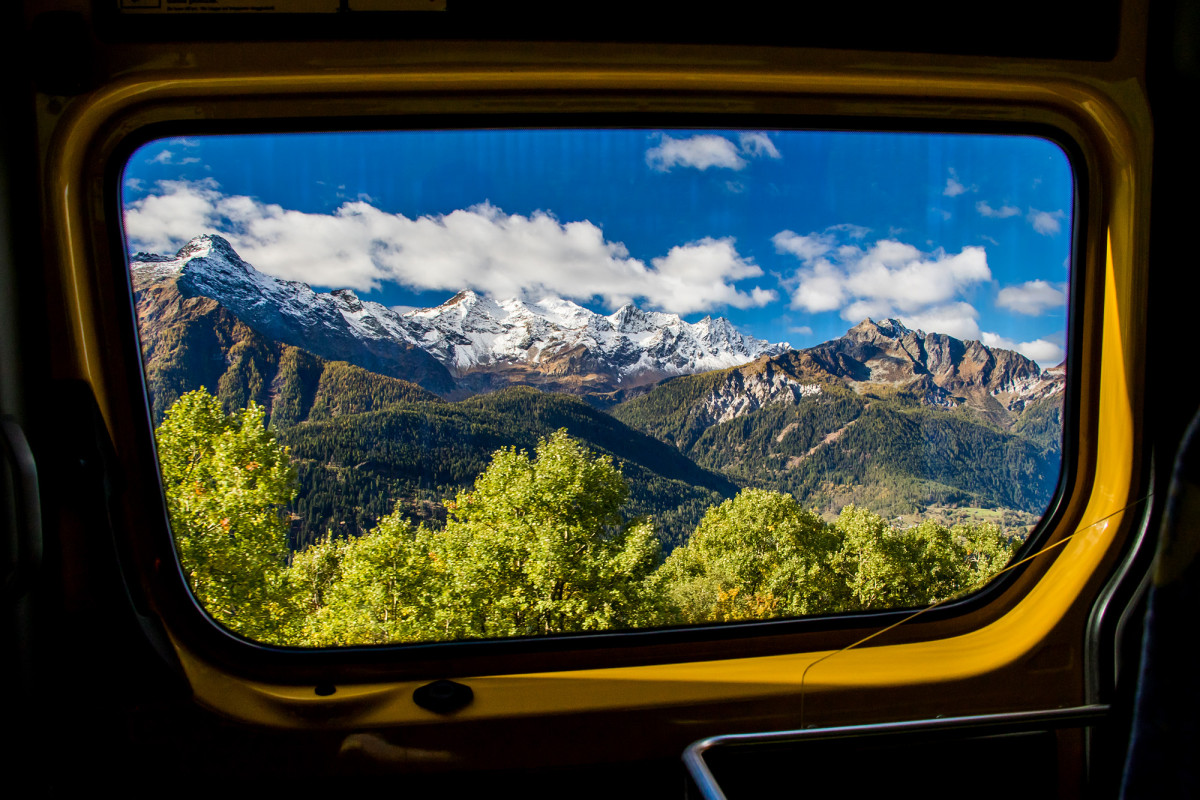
[121,129,1073,366]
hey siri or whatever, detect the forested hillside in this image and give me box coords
[136,264,1063,552]
[157,389,1023,647]
[613,365,1061,521]
[280,386,735,550]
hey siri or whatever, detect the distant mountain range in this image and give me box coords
[666,317,1064,433]
[607,317,1064,522]
[131,234,1066,544]
[132,235,787,401]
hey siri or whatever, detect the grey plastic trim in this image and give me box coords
[1085,458,1156,707]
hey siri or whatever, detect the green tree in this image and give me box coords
[658,489,845,622]
[831,505,1016,610]
[155,388,297,641]
[659,493,1019,624]
[287,530,345,620]
[296,514,440,646]
[432,429,662,639]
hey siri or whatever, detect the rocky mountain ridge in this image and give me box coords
[665,318,1065,435]
[132,235,787,399]
[132,235,1064,425]
[130,235,1066,526]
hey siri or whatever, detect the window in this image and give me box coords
[120,128,1074,648]
[22,10,1153,783]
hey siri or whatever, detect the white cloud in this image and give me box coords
[148,149,200,166]
[772,230,836,262]
[122,178,230,254]
[1028,208,1066,235]
[977,200,1021,219]
[647,134,744,171]
[738,132,782,160]
[903,303,981,341]
[648,238,777,313]
[980,332,1065,367]
[790,260,848,312]
[776,224,992,332]
[841,241,990,312]
[646,131,782,172]
[995,280,1067,316]
[829,223,870,240]
[788,325,813,335]
[123,179,776,315]
[942,168,976,197]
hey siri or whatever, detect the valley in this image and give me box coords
[132,235,1065,553]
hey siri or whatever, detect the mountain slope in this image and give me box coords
[132,235,787,400]
[133,268,736,549]
[281,387,736,550]
[612,319,1065,519]
[134,236,458,396]
[134,274,441,426]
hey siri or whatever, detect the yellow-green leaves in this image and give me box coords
[421,430,661,639]
[156,388,297,641]
[298,515,439,646]
[156,391,1021,647]
[660,489,843,622]
[660,494,1019,622]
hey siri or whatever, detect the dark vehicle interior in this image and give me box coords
[3,1,1197,796]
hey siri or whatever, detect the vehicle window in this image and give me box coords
[121,129,1072,646]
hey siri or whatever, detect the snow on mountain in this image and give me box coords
[131,235,788,396]
[665,317,1066,432]
[400,288,787,380]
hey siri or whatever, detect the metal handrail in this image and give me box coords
[683,704,1110,800]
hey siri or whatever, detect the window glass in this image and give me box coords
[122,129,1072,646]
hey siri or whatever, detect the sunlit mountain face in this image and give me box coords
[132,235,789,401]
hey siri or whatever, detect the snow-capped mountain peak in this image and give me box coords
[401,288,786,382]
[131,235,789,398]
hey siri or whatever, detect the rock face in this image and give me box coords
[807,318,1062,410]
[133,235,457,395]
[131,237,1063,413]
[680,319,1065,430]
[699,357,825,426]
[131,235,788,398]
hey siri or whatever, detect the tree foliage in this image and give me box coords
[658,494,1019,622]
[155,388,297,640]
[292,430,662,646]
[295,515,440,646]
[433,430,662,638]
[156,392,1022,647]
[659,489,844,622]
